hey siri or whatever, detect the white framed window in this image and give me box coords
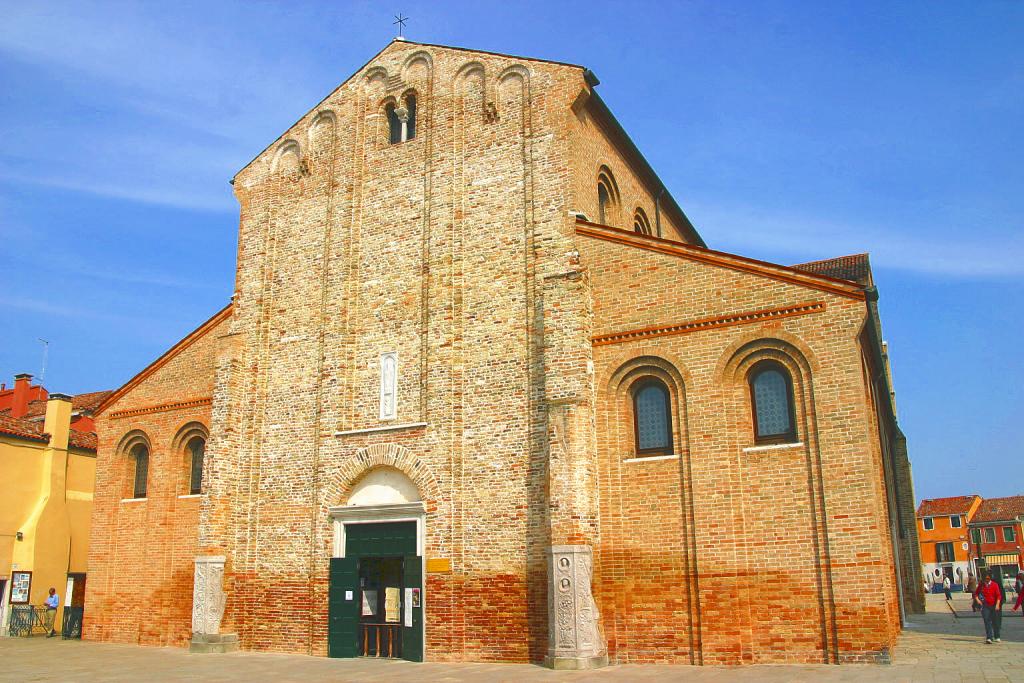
[1004,526,1015,542]
[379,352,398,420]
[984,527,996,543]
[923,517,934,531]
[949,515,962,528]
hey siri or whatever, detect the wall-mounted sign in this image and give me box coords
[411,587,421,608]
[426,558,451,573]
[404,588,413,627]
[10,571,31,604]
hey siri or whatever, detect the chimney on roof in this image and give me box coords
[11,373,33,418]
[44,393,73,451]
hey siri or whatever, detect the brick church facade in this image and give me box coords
[85,39,922,666]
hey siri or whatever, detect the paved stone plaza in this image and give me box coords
[2,594,1021,682]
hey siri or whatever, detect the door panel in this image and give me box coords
[328,557,360,658]
[345,522,416,557]
[402,555,423,662]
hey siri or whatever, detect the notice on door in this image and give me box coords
[384,587,401,623]
[404,588,413,627]
[361,590,377,616]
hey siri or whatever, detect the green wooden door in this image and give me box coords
[402,555,423,662]
[328,557,359,658]
[331,522,422,660]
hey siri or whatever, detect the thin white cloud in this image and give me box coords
[0,172,236,212]
[688,201,1023,278]
[0,295,143,323]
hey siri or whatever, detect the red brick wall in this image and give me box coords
[579,226,902,664]
[85,313,227,646]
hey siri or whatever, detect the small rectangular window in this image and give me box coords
[1004,526,1016,542]
[970,528,981,545]
[984,527,996,543]
[922,517,934,531]
[935,542,955,564]
[949,515,962,528]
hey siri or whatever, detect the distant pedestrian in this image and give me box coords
[967,574,979,611]
[44,587,59,637]
[943,575,952,600]
[974,571,1002,644]
[1013,572,1024,613]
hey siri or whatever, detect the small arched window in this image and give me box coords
[386,103,402,144]
[187,437,205,495]
[598,184,611,224]
[130,443,149,499]
[385,94,417,145]
[634,208,652,235]
[749,361,797,443]
[596,167,619,226]
[632,378,673,455]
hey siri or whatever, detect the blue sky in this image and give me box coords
[1,1,1021,500]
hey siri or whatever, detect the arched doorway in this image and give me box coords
[328,467,424,662]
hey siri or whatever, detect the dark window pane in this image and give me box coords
[598,184,609,225]
[386,104,401,144]
[636,384,670,451]
[935,542,954,563]
[984,527,996,543]
[133,446,149,499]
[754,369,792,438]
[189,439,205,495]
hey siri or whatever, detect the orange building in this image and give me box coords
[916,495,982,590]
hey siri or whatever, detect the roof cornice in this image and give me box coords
[576,220,866,300]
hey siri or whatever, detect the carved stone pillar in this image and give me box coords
[545,545,608,669]
[189,555,238,653]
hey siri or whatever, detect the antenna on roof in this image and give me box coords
[38,338,49,386]
[393,13,408,40]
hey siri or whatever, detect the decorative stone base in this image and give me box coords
[545,545,608,669]
[189,633,239,653]
[544,654,609,670]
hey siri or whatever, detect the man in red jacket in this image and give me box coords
[974,571,1003,643]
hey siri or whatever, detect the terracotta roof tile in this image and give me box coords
[971,496,1024,523]
[0,413,97,452]
[917,496,980,517]
[68,430,97,451]
[792,253,872,286]
[72,390,113,413]
[0,413,47,442]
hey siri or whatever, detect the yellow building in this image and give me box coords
[1,393,97,635]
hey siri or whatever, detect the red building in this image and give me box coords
[967,496,1024,584]
[0,373,111,434]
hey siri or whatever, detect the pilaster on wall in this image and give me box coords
[541,268,607,667]
[198,329,243,557]
[892,430,924,615]
[541,268,598,544]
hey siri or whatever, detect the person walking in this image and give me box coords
[967,573,979,611]
[974,571,1002,643]
[943,575,952,600]
[44,587,59,637]
[1013,572,1024,613]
